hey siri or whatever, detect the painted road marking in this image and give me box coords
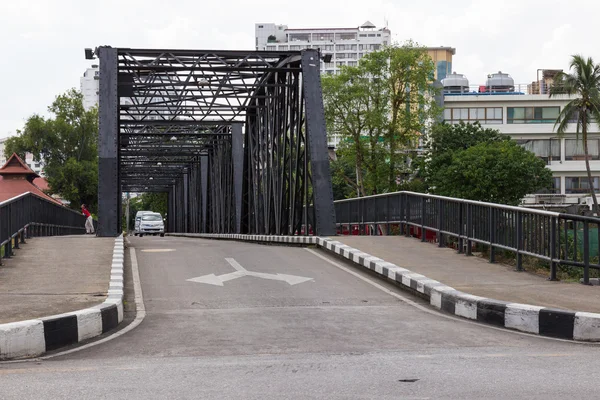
[187,258,313,287]
[141,249,176,253]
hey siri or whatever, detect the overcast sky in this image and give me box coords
[1,0,599,137]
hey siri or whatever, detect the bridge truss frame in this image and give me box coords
[96,47,335,237]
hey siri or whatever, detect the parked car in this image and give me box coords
[134,211,152,236]
[137,212,165,237]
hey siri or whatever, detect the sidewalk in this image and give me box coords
[0,236,115,324]
[334,236,600,314]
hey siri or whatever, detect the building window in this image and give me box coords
[289,33,310,42]
[336,44,357,51]
[336,33,357,40]
[565,177,600,194]
[515,139,560,163]
[289,45,303,50]
[551,177,561,194]
[565,139,600,160]
[336,61,345,67]
[444,107,503,124]
[266,46,276,51]
[507,107,560,124]
[279,45,288,50]
[314,33,335,41]
[359,34,367,37]
[347,61,358,66]
[258,25,264,28]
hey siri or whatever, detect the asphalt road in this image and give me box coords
[1,236,599,399]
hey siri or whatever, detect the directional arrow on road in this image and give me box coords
[187,258,313,287]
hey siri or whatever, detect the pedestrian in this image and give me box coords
[82,204,94,234]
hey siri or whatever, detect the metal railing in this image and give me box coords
[0,192,88,263]
[335,191,600,284]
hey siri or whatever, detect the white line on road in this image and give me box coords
[304,248,600,346]
[226,258,247,272]
[187,258,314,286]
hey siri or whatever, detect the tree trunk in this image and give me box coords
[583,125,599,215]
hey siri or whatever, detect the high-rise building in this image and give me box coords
[426,47,455,81]
[81,65,99,111]
[255,21,391,76]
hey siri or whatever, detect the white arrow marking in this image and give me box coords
[187,258,313,286]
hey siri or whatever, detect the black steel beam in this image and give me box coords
[98,46,120,237]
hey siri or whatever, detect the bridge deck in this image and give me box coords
[0,236,114,324]
[334,235,600,314]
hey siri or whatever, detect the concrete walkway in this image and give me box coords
[0,236,115,323]
[335,235,600,314]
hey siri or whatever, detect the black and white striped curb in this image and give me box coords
[0,235,125,360]
[171,233,600,342]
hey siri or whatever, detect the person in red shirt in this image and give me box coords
[81,204,94,234]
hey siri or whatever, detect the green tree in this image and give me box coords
[422,122,552,205]
[323,41,438,198]
[4,89,98,211]
[433,141,552,205]
[550,55,600,213]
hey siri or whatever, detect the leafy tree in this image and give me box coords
[4,89,98,211]
[550,55,600,213]
[433,140,552,205]
[323,41,438,198]
[422,122,552,205]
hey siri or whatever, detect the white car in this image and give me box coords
[134,211,152,236]
[137,212,165,237]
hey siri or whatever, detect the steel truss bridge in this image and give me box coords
[96,47,336,237]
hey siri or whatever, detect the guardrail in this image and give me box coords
[335,191,600,284]
[0,192,88,264]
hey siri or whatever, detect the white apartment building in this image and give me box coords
[255,21,391,75]
[441,71,600,208]
[255,21,391,147]
[81,65,100,111]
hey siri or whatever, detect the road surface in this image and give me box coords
[1,236,598,399]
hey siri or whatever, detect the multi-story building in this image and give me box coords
[440,70,600,209]
[255,21,391,76]
[256,21,390,148]
[81,65,100,111]
[427,47,455,81]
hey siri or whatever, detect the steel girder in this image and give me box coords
[97,46,335,236]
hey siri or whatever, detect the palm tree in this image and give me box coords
[550,55,600,214]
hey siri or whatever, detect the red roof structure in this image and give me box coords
[0,153,62,205]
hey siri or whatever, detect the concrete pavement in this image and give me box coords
[335,235,600,314]
[2,236,600,399]
[0,236,115,324]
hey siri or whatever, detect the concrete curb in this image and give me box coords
[169,233,600,342]
[0,235,125,360]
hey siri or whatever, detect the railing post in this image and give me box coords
[14,234,19,249]
[399,193,404,236]
[583,220,590,285]
[516,211,523,271]
[421,197,426,242]
[465,203,472,256]
[489,207,496,263]
[549,216,558,281]
[437,198,444,248]
[458,203,464,253]
[385,195,390,236]
[404,194,410,237]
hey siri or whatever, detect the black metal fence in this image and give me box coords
[335,191,600,284]
[0,192,88,263]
